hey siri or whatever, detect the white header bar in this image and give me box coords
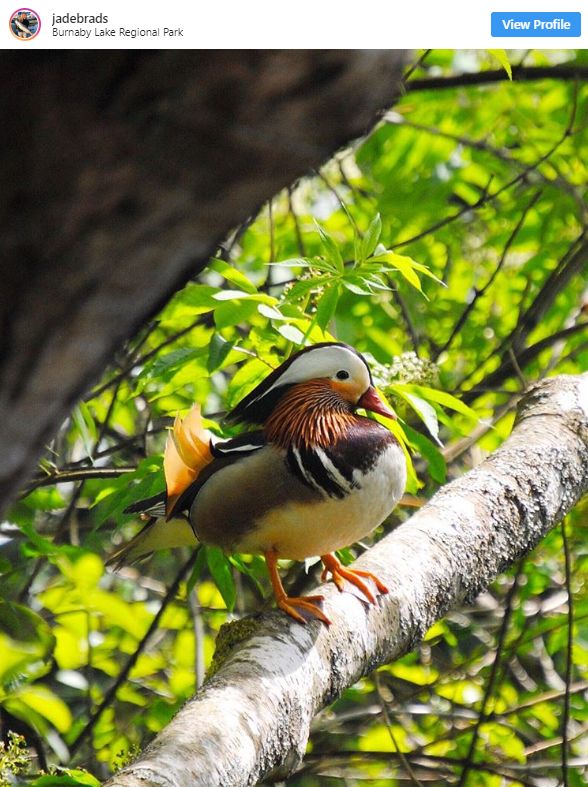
[3,0,585,49]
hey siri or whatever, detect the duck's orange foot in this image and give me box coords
[265,549,332,626]
[321,553,389,605]
[277,594,331,625]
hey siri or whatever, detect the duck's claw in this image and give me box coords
[321,553,389,604]
[265,549,331,625]
[277,594,331,625]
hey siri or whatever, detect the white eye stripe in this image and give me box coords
[255,346,369,402]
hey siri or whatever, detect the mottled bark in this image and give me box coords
[105,373,588,787]
[0,50,407,514]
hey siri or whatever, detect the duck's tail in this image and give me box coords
[107,511,198,568]
[108,404,212,567]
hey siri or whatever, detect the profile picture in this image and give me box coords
[9,8,40,40]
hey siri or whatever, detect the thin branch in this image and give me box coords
[561,517,574,787]
[437,191,541,358]
[463,316,588,404]
[374,671,425,787]
[314,169,360,235]
[69,550,199,758]
[298,750,538,786]
[387,115,586,214]
[391,289,421,354]
[288,187,306,257]
[402,50,432,83]
[405,64,588,93]
[20,467,136,497]
[388,108,577,251]
[457,565,523,787]
[459,237,588,400]
[87,315,210,401]
[268,198,275,264]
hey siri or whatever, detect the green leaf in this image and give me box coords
[268,257,313,268]
[397,384,479,421]
[315,284,341,331]
[489,49,512,80]
[163,283,220,314]
[186,545,207,595]
[371,252,444,289]
[30,771,100,787]
[142,347,206,382]
[209,258,258,294]
[277,324,305,344]
[0,601,55,650]
[21,488,66,512]
[382,419,421,494]
[401,422,447,483]
[14,519,62,558]
[225,359,271,409]
[206,546,236,611]
[315,222,345,273]
[8,684,72,733]
[212,290,275,304]
[214,299,259,330]
[257,303,287,321]
[360,213,382,262]
[375,252,422,290]
[391,388,442,446]
[229,555,265,596]
[207,334,234,373]
[0,602,56,691]
[72,402,97,462]
[283,275,332,303]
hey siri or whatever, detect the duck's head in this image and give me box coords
[228,342,396,425]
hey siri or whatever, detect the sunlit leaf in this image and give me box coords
[359,213,382,262]
[209,258,258,294]
[315,284,341,331]
[315,222,345,273]
[205,546,236,612]
[489,49,513,80]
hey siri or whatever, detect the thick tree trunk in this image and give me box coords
[0,50,407,514]
[104,373,588,787]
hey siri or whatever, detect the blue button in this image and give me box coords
[491,12,581,36]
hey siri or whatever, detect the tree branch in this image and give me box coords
[406,64,588,92]
[104,373,588,787]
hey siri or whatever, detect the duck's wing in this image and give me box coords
[168,431,266,518]
[110,431,266,566]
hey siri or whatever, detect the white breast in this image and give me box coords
[240,443,406,560]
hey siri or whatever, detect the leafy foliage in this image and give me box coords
[1,49,587,784]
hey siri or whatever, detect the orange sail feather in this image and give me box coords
[164,404,213,517]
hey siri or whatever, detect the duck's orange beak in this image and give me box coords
[358,386,397,420]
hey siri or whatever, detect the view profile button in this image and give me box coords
[491,12,581,36]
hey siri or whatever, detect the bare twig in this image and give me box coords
[20,467,136,498]
[390,118,574,252]
[288,187,306,257]
[457,565,523,787]
[69,550,199,758]
[87,315,210,401]
[405,64,588,92]
[437,191,541,358]
[374,672,424,787]
[561,518,574,787]
[402,50,432,83]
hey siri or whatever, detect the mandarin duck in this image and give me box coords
[112,342,406,624]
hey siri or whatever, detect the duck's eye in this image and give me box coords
[336,370,350,380]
